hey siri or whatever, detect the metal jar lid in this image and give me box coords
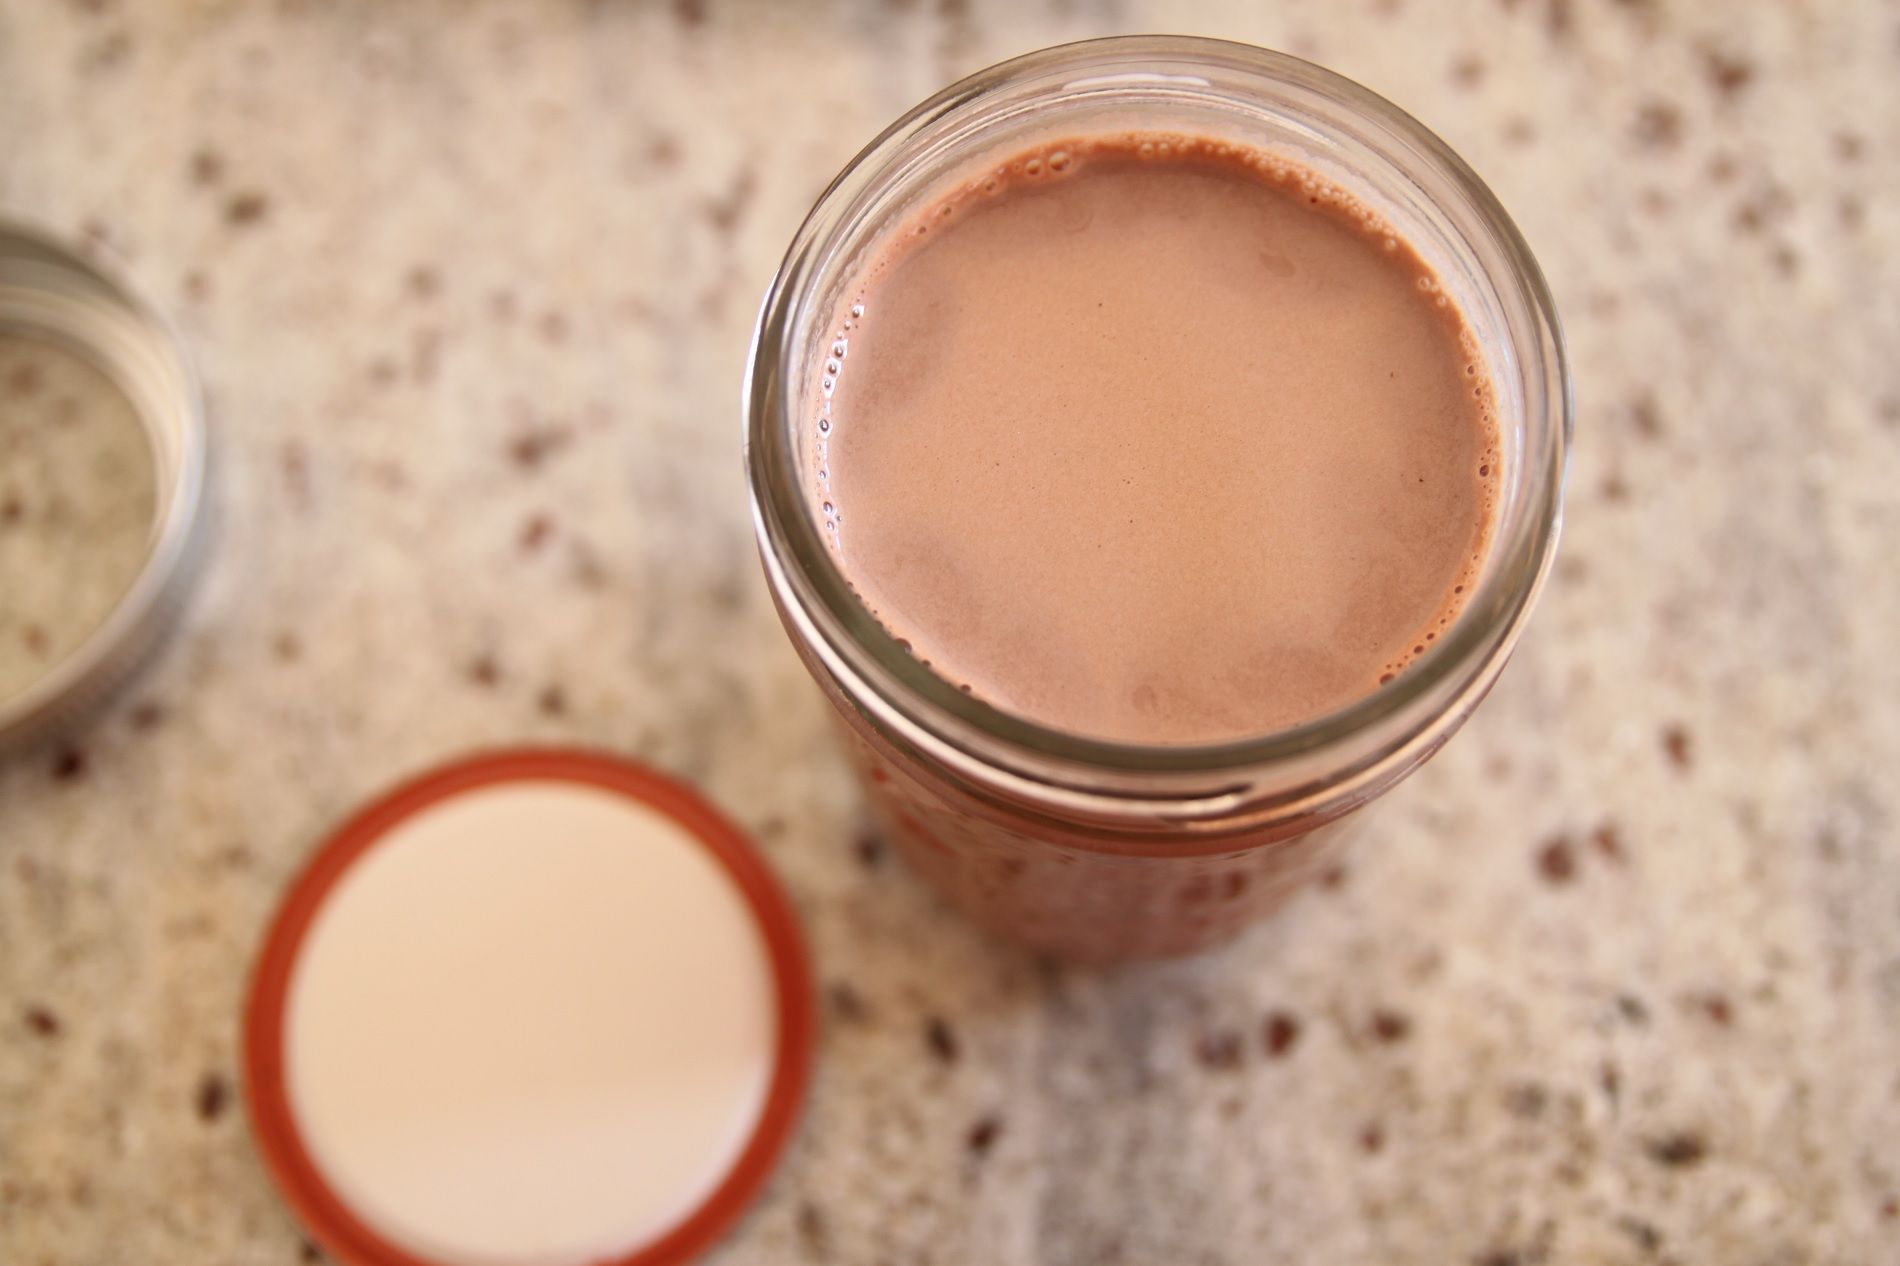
[0,216,206,747]
[244,749,815,1266]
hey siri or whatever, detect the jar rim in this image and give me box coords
[745,35,1570,815]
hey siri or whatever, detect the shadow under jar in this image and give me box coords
[745,37,1570,963]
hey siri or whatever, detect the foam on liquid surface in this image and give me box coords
[816,134,1500,745]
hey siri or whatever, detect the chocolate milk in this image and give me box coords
[815,134,1500,745]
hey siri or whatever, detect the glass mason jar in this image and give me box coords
[745,36,1570,962]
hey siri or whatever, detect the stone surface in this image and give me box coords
[2,2,1896,1264]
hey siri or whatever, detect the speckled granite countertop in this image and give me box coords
[2,2,1897,1263]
